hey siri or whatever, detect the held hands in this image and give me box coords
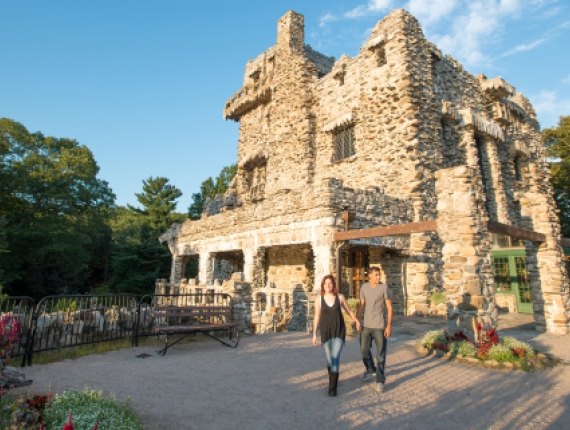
[356,321,362,332]
[312,334,318,346]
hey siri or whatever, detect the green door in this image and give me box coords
[492,249,532,314]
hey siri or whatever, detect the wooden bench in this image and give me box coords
[152,305,239,355]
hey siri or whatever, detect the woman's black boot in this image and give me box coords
[328,372,339,396]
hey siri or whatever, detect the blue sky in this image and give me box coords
[1,0,569,210]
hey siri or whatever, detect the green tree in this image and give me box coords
[0,118,115,298]
[188,164,237,220]
[545,116,570,237]
[110,178,185,295]
[128,177,183,231]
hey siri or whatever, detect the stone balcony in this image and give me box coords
[224,85,273,121]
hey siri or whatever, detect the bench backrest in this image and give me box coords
[153,305,231,320]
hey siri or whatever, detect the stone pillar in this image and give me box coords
[312,242,335,290]
[435,165,497,331]
[199,251,213,286]
[481,136,510,223]
[169,255,185,284]
[243,248,255,283]
[520,192,570,333]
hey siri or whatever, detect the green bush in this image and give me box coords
[421,330,446,348]
[487,344,516,363]
[43,389,143,430]
[51,298,77,313]
[457,340,477,357]
[501,336,535,358]
[430,292,446,305]
[92,284,111,295]
[347,298,360,310]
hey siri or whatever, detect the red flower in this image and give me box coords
[92,420,100,430]
[63,413,74,430]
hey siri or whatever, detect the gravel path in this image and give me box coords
[13,315,570,429]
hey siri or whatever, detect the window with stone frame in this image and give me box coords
[334,125,355,160]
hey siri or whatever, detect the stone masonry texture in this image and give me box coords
[159,9,569,334]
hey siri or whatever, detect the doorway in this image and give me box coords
[350,249,369,299]
[492,249,532,313]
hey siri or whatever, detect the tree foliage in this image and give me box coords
[110,177,185,295]
[0,118,115,298]
[188,164,237,220]
[545,116,570,237]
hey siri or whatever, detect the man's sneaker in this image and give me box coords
[360,370,376,381]
[375,382,385,393]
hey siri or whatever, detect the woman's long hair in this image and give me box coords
[320,275,338,296]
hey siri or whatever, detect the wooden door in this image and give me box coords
[351,250,369,299]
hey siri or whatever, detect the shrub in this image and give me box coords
[457,340,477,357]
[43,389,143,430]
[421,330,446,348]
[487,344,516,363]
[501,336,535,358]
[430,292,446,305]
[347,299,360,311]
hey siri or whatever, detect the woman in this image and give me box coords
[312,274,361,396]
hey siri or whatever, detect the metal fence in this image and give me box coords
[26,294,139,366]
[0,293,242,367]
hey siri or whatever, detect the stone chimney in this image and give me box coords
[277,10,304,55]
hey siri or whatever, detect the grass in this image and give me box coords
[29,335,197,365]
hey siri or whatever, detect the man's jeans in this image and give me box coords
[323,337,344,372]
[360,327,388,383]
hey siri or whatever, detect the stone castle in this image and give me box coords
[158,9,569,334]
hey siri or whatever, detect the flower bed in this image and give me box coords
[416,328,559,371]
[1,388,143,429]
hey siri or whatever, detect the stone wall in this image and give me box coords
[158,9,569,333]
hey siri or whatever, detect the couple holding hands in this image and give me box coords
[312,267,393,396]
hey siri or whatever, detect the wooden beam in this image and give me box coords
[487,221,546,242]
[334,220,437,241]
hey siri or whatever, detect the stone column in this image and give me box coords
[199,251,213,286]
[520,192,569,333]
[312,242,335,289]
[169,255,185,284]
[243,248,255,283]
[481,136,510,223]
[435,165,497,331]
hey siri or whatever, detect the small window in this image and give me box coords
[373,44,387,67]
[514,155,523,182]
[334,126,355,160]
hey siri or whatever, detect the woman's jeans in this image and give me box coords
[361,328,388,383]
[323,338,344,372]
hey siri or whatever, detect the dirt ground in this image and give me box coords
[14,314,570,429]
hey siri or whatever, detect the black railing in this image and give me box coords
[26,294,139,366]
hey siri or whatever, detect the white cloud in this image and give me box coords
[319,13,338,27]
[428,0,523,67]
[562,75,570,84]
[406,0,459,25]
[531,90,570,128]
[502,38,547,56]
[345,0,394,19]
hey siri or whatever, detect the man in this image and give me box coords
[357,266,393,393]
